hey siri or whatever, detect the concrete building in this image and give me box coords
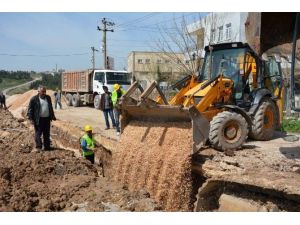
[187,12,248,57]
[127,51,188,88]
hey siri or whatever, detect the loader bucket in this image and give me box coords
[119,81,210,154]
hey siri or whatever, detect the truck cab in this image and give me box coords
[93,70,131,94]
[93,70,131,109]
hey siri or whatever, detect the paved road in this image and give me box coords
[3,77,41,97]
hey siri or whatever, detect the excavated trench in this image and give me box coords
[0,110,159,212]
[2,108,300,212]
[194,179,300,211]
[52,120,205,211]
[52,120,300,212]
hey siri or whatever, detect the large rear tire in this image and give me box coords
[94,94,101,109]
[209,111,248,151]
[72,94,80,107]
[249,98,278,141]
[66,93,73,106]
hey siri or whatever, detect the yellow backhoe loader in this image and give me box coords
[118,12,300,211]
[121,41,285,152]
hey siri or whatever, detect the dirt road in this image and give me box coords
[3,77,41,97]
[54,102,118,141]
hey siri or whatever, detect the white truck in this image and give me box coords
[62,69,131,108]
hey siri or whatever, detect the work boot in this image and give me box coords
[32,147,42,153]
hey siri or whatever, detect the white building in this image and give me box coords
[187,12,248,57]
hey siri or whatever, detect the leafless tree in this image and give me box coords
[153,14,205,75]
[153,13,241,77]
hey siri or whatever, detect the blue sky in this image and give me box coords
[0,12,207,72]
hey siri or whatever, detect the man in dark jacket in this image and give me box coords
[99,86,116,130]
[27,86,56,151]
[0,91,7,110]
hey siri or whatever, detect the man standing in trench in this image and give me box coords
[80,125,96,164]
[27,85,56,151]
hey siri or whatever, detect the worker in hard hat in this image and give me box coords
[80,125,96,164]
[112,84,125,135]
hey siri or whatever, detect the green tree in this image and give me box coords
[30,73,61,90]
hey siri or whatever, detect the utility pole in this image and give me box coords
[91,47,99,70]
[97,18,114,69]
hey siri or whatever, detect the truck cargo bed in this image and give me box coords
[62,70,93,93]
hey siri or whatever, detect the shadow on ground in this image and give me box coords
[280,146,300,159]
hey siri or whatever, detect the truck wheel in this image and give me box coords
[94,94,101,109]
[209,111,248,151]
[66,94,73,106]
[249,98,278,141]
[72,94,80,107]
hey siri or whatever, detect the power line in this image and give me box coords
[115,13,201,33]
[107,43,152,48]
[108,38,175,43]
[0,53,89,57]
[115,13,161,28]
[146,12,200,26]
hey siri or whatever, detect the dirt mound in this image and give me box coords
[0,110,159,212]
[113,121,193,211]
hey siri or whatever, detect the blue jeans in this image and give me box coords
[103,109,116,128]
[114,108,121,132]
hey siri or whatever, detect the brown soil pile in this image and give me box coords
[0,110,159,212]
[113,121,193,211]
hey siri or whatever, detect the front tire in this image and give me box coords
[249,99,278,141]
[209,111,248,151]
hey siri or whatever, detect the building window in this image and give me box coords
[211,29,216,42]
[177,59,182,64]
[218,26,223,42]
[157,59,162,64]
[145,59,150,64]
[165,59,170,64]
[185,60,189,64]
[225,23,232,40]
[137,59,143,64]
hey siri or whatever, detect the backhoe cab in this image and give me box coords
[189,42,283,148]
